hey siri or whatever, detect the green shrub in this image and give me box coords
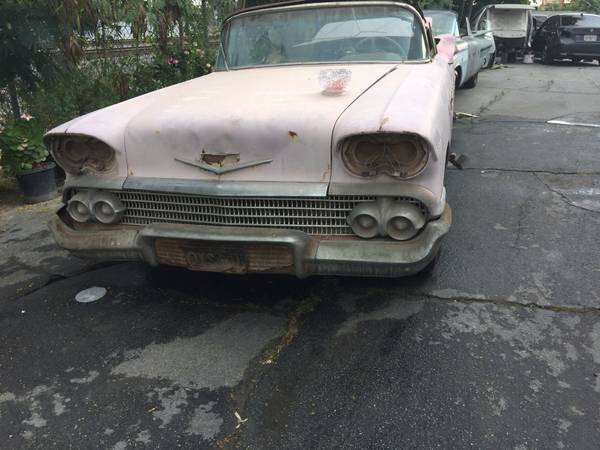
[0,119,48,175]
[19,47,215,131]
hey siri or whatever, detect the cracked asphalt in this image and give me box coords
[1,63,600,449]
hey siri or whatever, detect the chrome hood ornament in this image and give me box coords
[175,152,272,175]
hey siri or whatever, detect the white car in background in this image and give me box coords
[426,10,495,87]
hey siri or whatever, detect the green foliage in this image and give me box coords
[541,0,600,12]
[0,119,49,175]
[0,1,60,87]
[20,47,215,130]
[419,0,453,9]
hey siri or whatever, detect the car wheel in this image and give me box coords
[501,52,508,64]
[487,52,496,69]
[507,52,517,63]
[463,72,478,89]
[542,45,554,64]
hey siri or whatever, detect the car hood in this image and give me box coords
[52,64,397,187]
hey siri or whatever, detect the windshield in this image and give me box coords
[216,5,427,70]
[425,11,459,37]
[560,14,600,27]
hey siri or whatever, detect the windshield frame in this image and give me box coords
[216,1,431,71]
[424,10,460,37]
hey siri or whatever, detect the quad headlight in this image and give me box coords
[340,134,429,179]
[67,190,125,224]
[347,198,427,241]
[46,135,116,175]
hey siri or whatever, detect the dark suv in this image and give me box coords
[532,13,600,64]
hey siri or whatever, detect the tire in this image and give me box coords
[487,52,496,69]
[501,52,508,64]
[454,68,462,90]
[507,52,517,63]
[542,45,554,64]
[463,72,478,89]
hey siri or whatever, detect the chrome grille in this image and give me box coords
[105,190,426,236]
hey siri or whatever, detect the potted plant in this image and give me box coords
[0,118,57,203]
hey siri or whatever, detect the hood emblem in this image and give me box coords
[175,153,272,175]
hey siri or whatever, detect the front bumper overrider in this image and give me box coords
[50,204,451,278]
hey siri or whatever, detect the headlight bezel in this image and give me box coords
[339,133,430,179]
[45,134,117,176]
[66,189,126,224]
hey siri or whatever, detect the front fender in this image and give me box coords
[330,60,453,207]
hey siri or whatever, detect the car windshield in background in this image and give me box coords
[560,14,600,27]
[217,5,427,69]
[425,11,459,37]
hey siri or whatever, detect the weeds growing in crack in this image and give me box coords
[260,295,322,365]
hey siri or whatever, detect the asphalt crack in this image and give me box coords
[422,292,600,315]
[8,261,122,300]
[534,172,600,215]
[477,89,506,115]
[215,293,324,449]
[453,167,600,176]
[450,167,600,214]
[511,202,527,249]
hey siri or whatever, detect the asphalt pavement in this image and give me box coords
[1,62,600,449]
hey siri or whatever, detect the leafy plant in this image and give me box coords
[0,1,60,118]
[0,119,49,175]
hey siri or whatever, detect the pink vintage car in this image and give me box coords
[46,0,455,277]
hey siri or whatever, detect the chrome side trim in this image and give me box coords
[123,177,329,197]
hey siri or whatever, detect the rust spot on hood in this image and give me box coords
[201,152,240,166]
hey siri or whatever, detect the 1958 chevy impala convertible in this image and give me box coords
[46,0,455,278]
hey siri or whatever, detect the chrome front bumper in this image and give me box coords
[50,204,451,278]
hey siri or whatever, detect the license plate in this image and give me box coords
[584,35,597,42]
[154,239,294,273]
[155,239,248,272]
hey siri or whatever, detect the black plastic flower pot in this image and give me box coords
[15,162,58,204]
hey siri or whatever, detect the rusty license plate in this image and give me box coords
[154,239,294,273]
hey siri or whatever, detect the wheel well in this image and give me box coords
[454,66,462,88]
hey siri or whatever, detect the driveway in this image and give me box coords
[1,62,600,449]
